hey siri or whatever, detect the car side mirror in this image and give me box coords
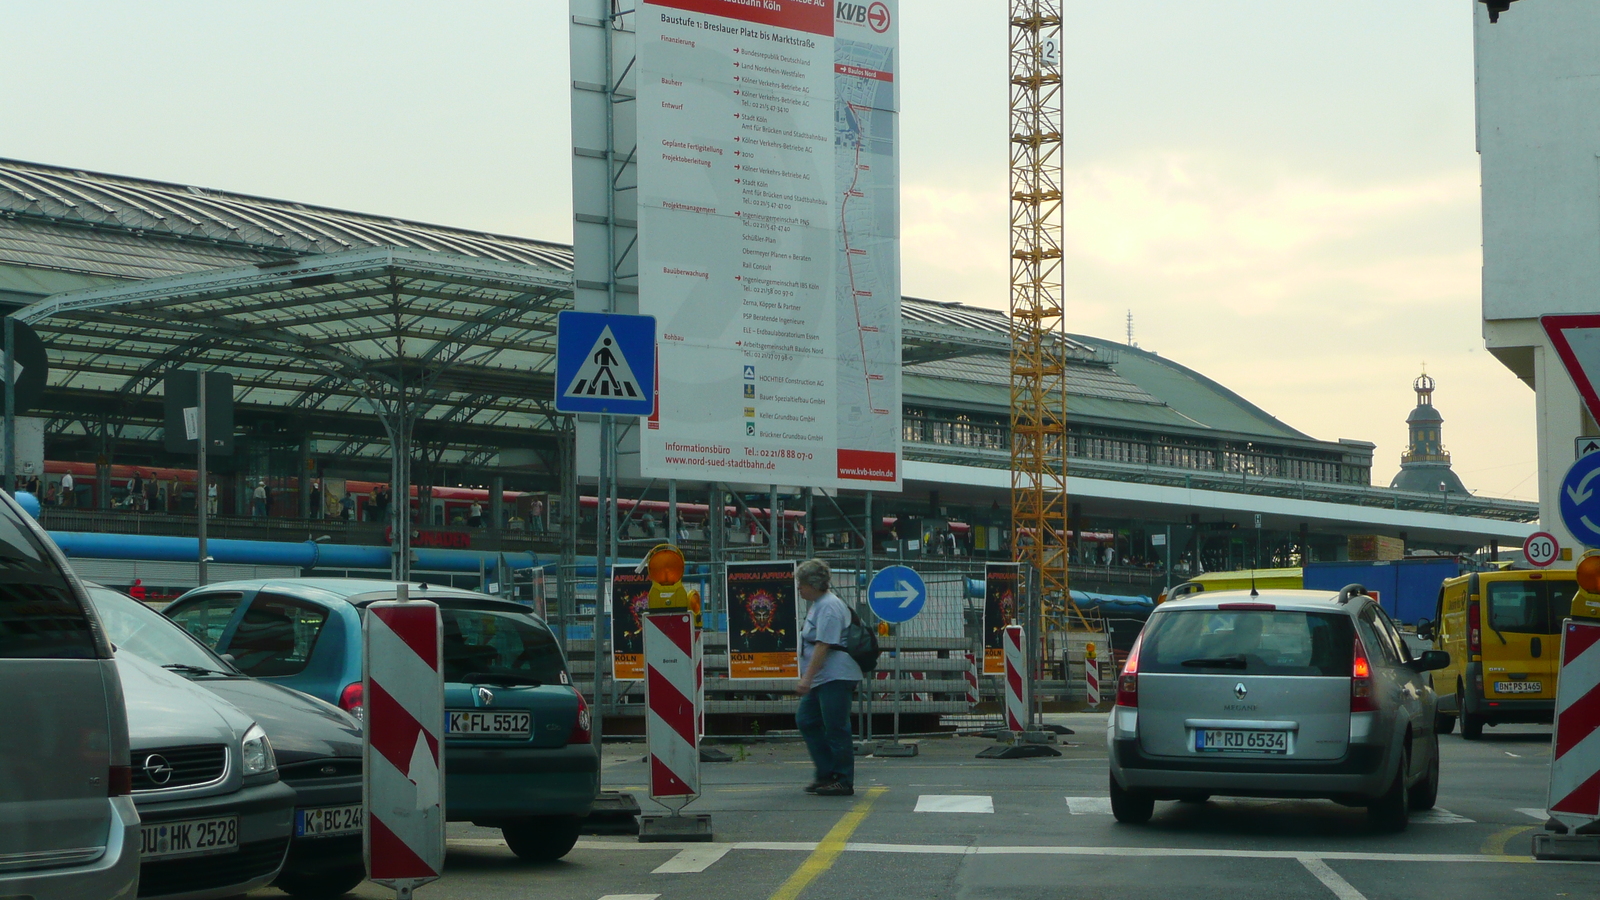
[1415,619,1434,640]
[1409,649,1449,673]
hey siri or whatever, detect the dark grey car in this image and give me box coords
[85,585,365,899]
[1108,586,1450,831]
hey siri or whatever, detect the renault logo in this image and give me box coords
[476,686,494,707]
[142,754,174,786]
[1234,683,1248,700]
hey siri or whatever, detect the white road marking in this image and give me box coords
[1064,796,1112,815]
[523,838,1598,865]
[1410,808,1474,824]
[915,794,994,813]
[1518,807,1549,821]
[1300,858,1368,900]
[1506,751,1522,758]
[652,845,731,874]
[1414,807,1472,819]
[599,895,661,900]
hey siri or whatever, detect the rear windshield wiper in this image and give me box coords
[1180,655,1248,669]
[162,662,232,677]
[458,672,543,687]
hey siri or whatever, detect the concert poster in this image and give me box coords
[610,567,651,681]
[725,560,800,679]
[983,563,1019,675]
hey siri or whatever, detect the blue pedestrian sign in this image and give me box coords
[555,311,656,416]
[1559,451,1600,548]
[868,565,926,624]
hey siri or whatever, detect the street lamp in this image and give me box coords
[1481,0,1520,23]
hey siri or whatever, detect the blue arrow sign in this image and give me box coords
[555,311,656,416]
[868,565,926,624]
[1559,452,1600,549]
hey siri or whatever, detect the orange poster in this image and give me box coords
[725,560,800,679]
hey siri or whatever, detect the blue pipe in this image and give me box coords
[48,531,537,574]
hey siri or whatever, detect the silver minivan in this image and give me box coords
[1108,586,1450,831]
[0,491,140,900]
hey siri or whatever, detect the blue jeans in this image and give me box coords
[796,679,857,787]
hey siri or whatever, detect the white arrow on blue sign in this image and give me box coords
[868,565,926,624]
[1559,451,1600,548]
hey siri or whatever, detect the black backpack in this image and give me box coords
[841,608,882,673]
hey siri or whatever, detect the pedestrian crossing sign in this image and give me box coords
[555,311,656,415]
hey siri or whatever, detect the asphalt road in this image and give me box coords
[251,715,1593,900]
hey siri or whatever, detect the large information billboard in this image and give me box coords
[637,0,900,489]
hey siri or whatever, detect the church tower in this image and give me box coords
[1388,372,1468,494]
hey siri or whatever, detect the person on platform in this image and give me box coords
[310,479,322,519]
[253,480,267,517]
[130,471,145,512]
[59,471,73,507]
[207,479,217,515]
[469,500,483,529]
[794,558,862,797]
[529,497,544,533]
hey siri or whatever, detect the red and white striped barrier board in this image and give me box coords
[1085,656,1101,707]
[1004,625,1026,734]
[1548,619,1600,831]
[363,597,445,893]
[873,668,929,702]
[645,610,700,806]
[965,651,980,708]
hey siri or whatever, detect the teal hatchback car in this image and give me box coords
[162,579,597,860]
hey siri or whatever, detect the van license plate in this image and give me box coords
[1494,680,1543,694]
[296,804,363,838]
[140,815,238,859]
[447,710,531,737]
[1195,729,1289,754]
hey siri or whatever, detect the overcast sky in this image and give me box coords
[0,0,1535,499]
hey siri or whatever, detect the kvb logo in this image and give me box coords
[837,1,891,33]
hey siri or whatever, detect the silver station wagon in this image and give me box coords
[1108,585,1450,831]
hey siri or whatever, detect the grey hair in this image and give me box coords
[795,558,831,592]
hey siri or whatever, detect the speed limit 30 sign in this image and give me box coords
[1525,531,1560,568]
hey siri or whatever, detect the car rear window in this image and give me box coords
[1487,580,1574,635]
[1140,608,1355,676]
[0,503,97,660]
[440,603,567,686]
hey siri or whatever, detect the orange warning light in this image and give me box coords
[1577,551,1600,596]
[647,544,686,586]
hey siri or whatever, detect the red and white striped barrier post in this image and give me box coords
[1004,624,1027,734]
[965,651,980,709]
[639,609,712,840]
[363,588,445,898]
[1084,642,1101,708]
[1547,619,1600,832]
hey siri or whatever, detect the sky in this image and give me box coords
[0,0,1536,499]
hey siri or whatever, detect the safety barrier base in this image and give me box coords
[1532,832,1600,861]
[639,814,714,843]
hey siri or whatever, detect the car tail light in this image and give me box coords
[1116,631,1145,708]
[568,690,592,745]
[1351,631,1378,713]
[1467,600,1482,654]
[108,765,132,797]
[339,682,365,722]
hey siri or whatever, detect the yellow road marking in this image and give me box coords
[1481,825,1535,859]
[767,787,888,900]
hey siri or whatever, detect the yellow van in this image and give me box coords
[1421,569,1576,739]
[1164,568,1302,602]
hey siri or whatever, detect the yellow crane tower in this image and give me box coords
[1008,1,1081,637]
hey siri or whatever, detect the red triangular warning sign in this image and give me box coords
[1543,314,1600,424]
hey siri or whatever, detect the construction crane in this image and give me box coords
[1008,1,1083,637]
